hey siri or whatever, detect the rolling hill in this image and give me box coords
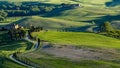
[2,0,120,7]
[0,0,117,7]
[0,0,120,68]
[13,16,91,31]
[19,31,120,68]
[0,31,33,68]
[1,0,120,8]
[32,31,120,49]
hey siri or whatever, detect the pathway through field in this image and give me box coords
[9,34,39,68]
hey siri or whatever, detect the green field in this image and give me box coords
[7,0,119,31]
[0,31,33,68]
[15,16,91,31]
[32,31,120,49]
[19,31,120,68]
[43,6,120,25]
[26,57,120,68]
[0,0,120,68]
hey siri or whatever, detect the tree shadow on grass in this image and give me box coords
[0,40,33,51]
[81,15,120,25]
[64,25,93,32]
[42,7,76,17]
[106,0,120,7]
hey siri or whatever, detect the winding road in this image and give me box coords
[9,34,39,68]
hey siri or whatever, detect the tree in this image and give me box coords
[104,21,114,32]
[30,6,40,15]
[100,21,114,32]
[44,7,54,12]
[92,21,96,25]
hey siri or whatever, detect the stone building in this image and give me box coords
[3,24,23,30]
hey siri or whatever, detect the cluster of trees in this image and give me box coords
[0,1,58,16]
[29,26,43,32]
[100,21,120,38]
[8,28,26,40]
[6,6,55,16]
[100,21,114,32]
[28,26,43,40]
[0,1,77,17]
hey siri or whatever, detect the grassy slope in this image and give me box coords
[22,31,120,68]
[5,0,111,6]
[15,16,90,30]
[43,6,119,24]
[0,40,30,68]
[0,17,23,28]
[0,31,33,68]
[8,0,120,67]
[5,0,119,30]
[2,0,110,4]
[38,0,119,27]
[32,31,120,49]
[27,57,120,68]
[0,0,120,68]
[26,31,120,68]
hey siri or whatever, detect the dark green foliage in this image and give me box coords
[100,21,114,32]
[0,1,78,17]
[100,21,120,38]
[28,25,43,40]
[0,1,58,17]
[29,25,43,32]
[44,6,55,12]
[8,28,26,40]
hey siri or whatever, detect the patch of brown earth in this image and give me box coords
[41,42,120,61]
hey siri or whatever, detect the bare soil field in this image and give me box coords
[25,42,120,62]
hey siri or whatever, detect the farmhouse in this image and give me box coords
[3,24,23,30]
[71,4,81,7]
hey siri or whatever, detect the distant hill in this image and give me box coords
[0,0,113,6]
[1,0,120,7]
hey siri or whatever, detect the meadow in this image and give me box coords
[32,31,120,49]
[43,6,120,24]
[26,57,120,68]
[19,31,120,68]
[0,31,33,68]
[0,0,120,68]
